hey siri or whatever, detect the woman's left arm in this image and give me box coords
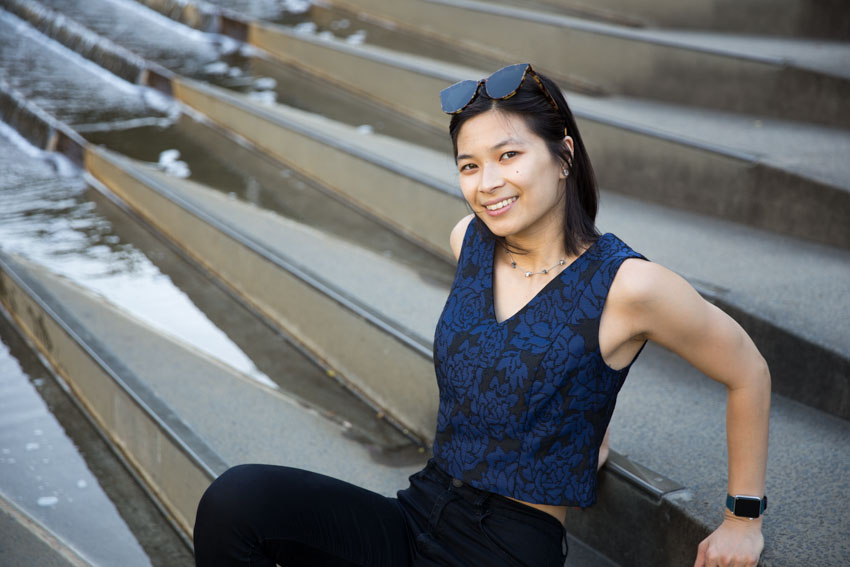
[615,259,771,567]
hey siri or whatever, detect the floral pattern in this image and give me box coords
[431,216,649,506]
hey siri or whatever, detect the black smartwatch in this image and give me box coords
[726,493,767,518]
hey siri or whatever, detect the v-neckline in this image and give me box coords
[488,233,607,326]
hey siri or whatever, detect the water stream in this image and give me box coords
[0,0,434,560]
[0,309,193,566]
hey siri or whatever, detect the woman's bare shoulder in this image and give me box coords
[610,257,679,306]
[449,213,475,262]
[609,256,710,339]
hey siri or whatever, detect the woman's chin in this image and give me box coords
[480,220,514,237]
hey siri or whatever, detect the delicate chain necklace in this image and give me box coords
[503,246,566,278]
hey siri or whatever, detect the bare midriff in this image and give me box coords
[504,496,570,525]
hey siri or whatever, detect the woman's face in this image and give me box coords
[455,110,572,241]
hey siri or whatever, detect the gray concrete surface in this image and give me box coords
[608,340,850,565]
[141,83,850,417]
[0,493,88,567]
[22,256,428,491]
[3,249,618,566]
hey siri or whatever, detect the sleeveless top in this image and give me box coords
[431,216,650,507]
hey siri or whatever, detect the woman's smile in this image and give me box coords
[484,196,518,215]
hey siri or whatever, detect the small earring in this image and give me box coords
[562,167,569,177]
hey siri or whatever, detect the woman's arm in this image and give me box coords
[611,259,770,567]
[449,213,475,262]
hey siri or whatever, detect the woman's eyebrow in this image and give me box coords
[492,137,524,150]
[456,138,525,162]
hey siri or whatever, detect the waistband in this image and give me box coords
[421,458,565,533]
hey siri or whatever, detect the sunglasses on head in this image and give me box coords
[439,63,559,115]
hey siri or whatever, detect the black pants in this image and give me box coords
[193,457,569,567]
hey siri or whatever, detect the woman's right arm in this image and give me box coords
[450,214,475,262]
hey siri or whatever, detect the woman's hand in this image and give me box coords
[693,512,764,567]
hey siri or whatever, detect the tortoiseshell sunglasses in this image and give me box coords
[439,63,559,115]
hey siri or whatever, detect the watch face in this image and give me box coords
[734,497,762,517]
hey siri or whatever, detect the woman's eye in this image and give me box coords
[459,163,476,172]
[501,151,518,160]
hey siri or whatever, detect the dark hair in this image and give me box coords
[448,68,601,257]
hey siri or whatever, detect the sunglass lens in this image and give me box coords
[485,63,529,99]
[440,80,480,113]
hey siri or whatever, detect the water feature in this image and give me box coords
[3,0,453,150]
[0,307,194,566]
[0,9,169,128]
[0,0,436,558]
[0,0,428,439]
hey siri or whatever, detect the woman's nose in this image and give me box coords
[480,163,505,192]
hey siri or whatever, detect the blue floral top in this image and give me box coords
[432,216,650,507]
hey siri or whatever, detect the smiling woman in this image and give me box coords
[192,63,771,567]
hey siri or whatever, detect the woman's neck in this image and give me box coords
[503,220,570,273]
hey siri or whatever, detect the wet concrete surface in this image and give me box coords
[0,112,417,449]
[0,307,193,566]
[0,9,167,128]
[33,0,253,90]
[4,0,453,150]
[86,185,415,450]
[201,0,312,21]
[244,55,451,151]
[1,0,436,452]
[0,129,276,387]
[85,113,454,279]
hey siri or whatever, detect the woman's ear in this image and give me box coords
[563,135,575,161]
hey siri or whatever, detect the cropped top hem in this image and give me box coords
[432,453,601,508]
[431,216,650,507]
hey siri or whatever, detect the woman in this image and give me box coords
[193,63,770,567]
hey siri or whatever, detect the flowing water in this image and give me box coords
[0,0,437,559]
[0,306,193,566]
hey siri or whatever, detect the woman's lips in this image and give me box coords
[484,196,517,216]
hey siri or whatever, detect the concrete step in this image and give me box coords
[5,46,847,424]
[197,11,850,250]
[0,80,413,454]
[578,339,850,566]
[0,7,167,130]
[0,494,89,567]
[87,183,416,452]
[3,0,453,152]
[494,0,850,40]
[322,0,850,129]
[169,77,466,261]
[85,143,449,443]
[0,248,224,537]
[6,229,850,566]
[8,0,848,252]
[0,250,620,566]
[0,310,194,566]
[153,80,850,421]
[0,251,425,524]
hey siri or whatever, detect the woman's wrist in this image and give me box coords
[722,507,764,529]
